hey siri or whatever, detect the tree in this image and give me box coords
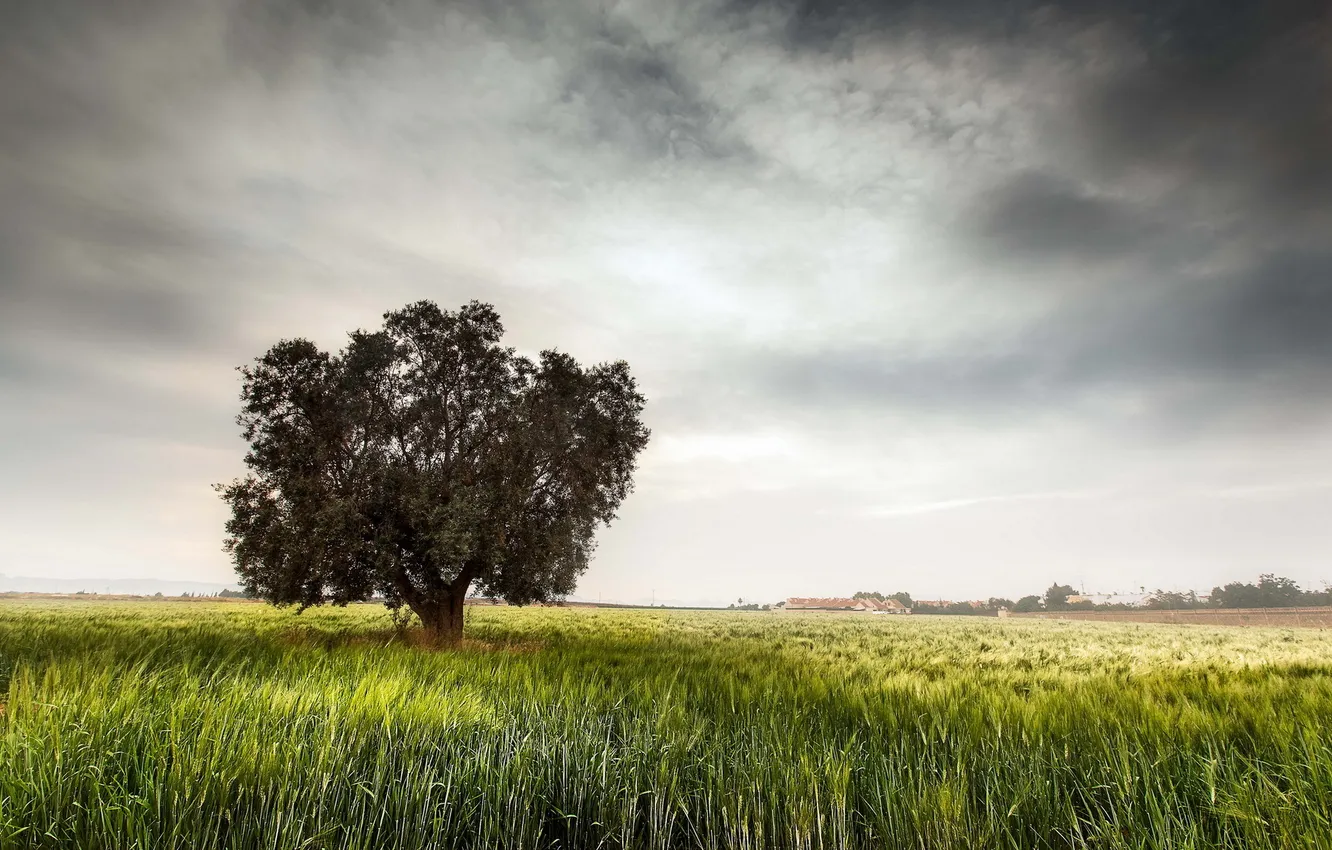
[987,597,1015,610]
[890,591,914,609]
[1306,583,1332,607]
[1256,574,1303,607]
[217,300,650,642]
[1014,595,1043,613]
[1145,590,1200,610]
[935,601,984,616]
[853,590,886,601]
[1043,583,1076,610]
[1211,574,1304,608]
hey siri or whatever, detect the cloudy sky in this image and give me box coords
[2,0,1330,604]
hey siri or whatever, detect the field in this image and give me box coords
[2,601,1331,849]
[1011,607,1332,628]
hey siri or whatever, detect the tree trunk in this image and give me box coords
[440,591,465,643]
[399,565,476,645]
[410,580,472,645]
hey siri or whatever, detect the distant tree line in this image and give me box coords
[1206,574,1331,608]
[728,598,769,611]
[851,574,1331,617]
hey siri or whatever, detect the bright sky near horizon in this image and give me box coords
[3,0,1331,606]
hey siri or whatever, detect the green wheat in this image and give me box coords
[1,599,1330,849]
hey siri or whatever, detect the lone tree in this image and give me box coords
[217,300,650,642]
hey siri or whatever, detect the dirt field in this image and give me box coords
[1009,606,1332,628]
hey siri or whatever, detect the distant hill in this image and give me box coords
[0,575,239,596]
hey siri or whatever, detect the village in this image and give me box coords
[775,592,1155,615]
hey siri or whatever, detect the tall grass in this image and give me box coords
[1,600,1331,849]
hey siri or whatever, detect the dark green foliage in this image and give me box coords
[1210,574,1309,608]
[1043,583,1076,610]
[216,301,650,640]
[1145,590,1203,610]
[838,577,1332,619]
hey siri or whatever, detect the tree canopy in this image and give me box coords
[1209,574,1307,609]
[217,300,650,641]
[1043,583,1076,610]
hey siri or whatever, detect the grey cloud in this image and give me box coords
[723,0,1037,53]
[750,250,1332,431]
[558,19,749,163]
[0,172,243,350]
[0,340,238,447]
[223,0,401,75]
[732,0,1325,56]
[1075,8,1332,218]
[969,172,1154,261]
[4,0,1332,597]
[733,0,1330,213]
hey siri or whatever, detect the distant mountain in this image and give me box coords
[0,575,240,596]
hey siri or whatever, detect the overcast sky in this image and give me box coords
[2,0,1330,604]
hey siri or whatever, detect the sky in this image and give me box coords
[2,0,1331,606]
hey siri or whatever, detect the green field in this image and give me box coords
[2,600,1331,849]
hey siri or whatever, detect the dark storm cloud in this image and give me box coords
[723,0,1034,52]
[701,0,1330,432]
[969,172,1154,260]
[2,0,1327,401]
[562,24,750,163]
[739,0,1330,210]
[1076,11,1332,218]
[753,249,1332,431]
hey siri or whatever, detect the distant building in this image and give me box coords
[783,597,911,614]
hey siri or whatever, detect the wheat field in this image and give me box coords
[1,599,1330,849]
